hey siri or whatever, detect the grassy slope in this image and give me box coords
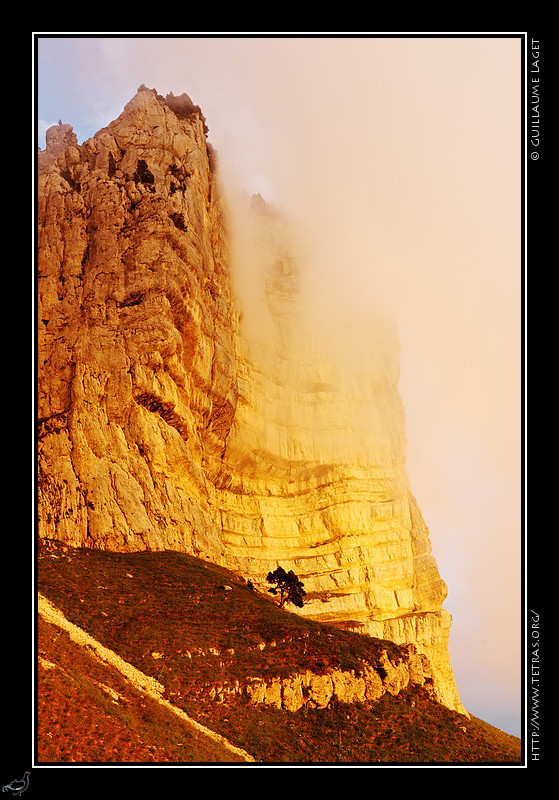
[37,541,522,765]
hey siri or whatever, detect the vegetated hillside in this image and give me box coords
[37,541,522,765]
[37,616,247,763]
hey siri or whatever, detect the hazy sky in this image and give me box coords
[35,34,524,737]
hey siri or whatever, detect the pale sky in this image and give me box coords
[35,33,524,737]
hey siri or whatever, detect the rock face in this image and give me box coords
[37,87,466,715]
[207,643,434,713]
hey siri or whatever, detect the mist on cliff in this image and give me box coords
[36,35,523,735]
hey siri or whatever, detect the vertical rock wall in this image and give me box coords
[37,87,466,714]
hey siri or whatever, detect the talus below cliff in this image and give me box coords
[37,86,466,715]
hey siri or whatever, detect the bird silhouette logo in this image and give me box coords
[2,772,30,797]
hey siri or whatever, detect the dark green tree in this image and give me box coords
[266,566,306,609]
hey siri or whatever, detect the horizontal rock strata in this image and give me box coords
[37,87,466,715]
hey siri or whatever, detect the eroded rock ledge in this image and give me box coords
[200,644,434,713]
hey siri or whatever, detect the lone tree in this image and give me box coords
[266,566,306,609]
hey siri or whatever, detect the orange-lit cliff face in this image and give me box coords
[37,87,466,715]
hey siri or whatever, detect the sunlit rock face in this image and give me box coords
[37,87,465,714]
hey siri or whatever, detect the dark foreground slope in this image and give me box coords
[37,541,522,765]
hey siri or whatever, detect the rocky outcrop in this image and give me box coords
[208,644,434,713]
[37,87,466,715]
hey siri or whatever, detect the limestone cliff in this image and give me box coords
[37,86,466,715]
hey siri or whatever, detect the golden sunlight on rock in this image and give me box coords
[37,86,466,716]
